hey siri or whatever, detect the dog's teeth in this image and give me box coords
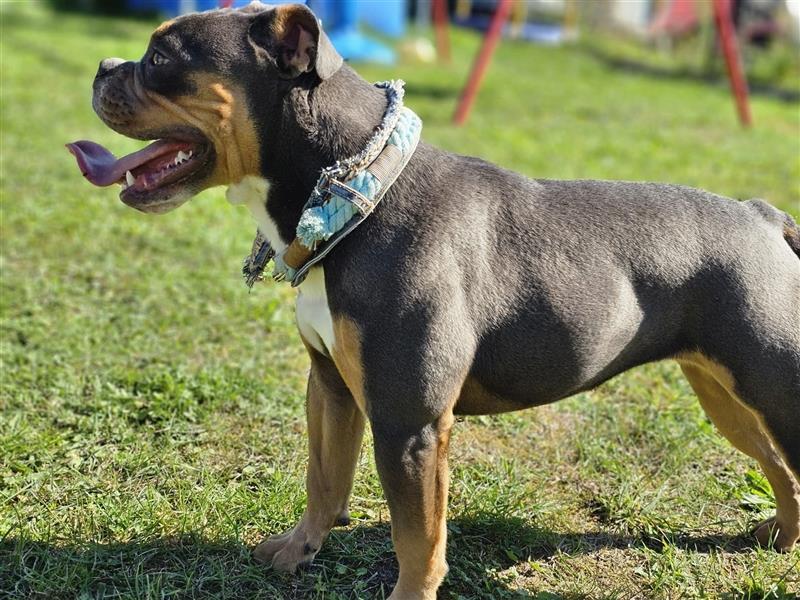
[176,150,189,163]
[187,150,192,158]
[126,170,135,186]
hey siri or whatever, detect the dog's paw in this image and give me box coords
[253,525,323,573]
[334,508,351,527]
[753,516,799,552]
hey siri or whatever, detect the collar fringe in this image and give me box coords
[243,80,422,289]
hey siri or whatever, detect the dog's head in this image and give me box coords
[67,2,341,213]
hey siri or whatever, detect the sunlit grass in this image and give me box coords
[2,3,799,598]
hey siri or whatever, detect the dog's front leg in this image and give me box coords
[254,347,365,571]
[373,409,455,600]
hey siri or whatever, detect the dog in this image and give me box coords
[67,3,800,598]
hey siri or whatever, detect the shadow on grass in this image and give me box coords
[586,47,800,104]
[0,513,762,599]
[403,82,460,101]
[44,0,147,18]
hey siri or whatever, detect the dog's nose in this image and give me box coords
[96,57,126,79]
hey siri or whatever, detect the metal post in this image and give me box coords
[453,0,513,125]
[712,0,752,127]
[432,0,451,63]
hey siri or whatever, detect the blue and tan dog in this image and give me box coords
[68,3,800,598]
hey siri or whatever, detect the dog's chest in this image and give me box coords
[295,268,335,355]
[227,177,335,356]
[226,176,287,254]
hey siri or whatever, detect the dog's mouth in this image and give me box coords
[66,133,214,212]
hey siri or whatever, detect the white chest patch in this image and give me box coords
[226,175,286,254]
[295,267,335,356]
[227,176,334,356]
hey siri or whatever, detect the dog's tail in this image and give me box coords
[746,199,800,259]
[784,215,800,259]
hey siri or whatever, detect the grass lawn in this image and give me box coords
[2,3,799,599]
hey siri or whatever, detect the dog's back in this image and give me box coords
[338,148,799,407]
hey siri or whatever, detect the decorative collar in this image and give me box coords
[243,80,422,289]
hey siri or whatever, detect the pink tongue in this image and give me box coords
[66,139,179,187]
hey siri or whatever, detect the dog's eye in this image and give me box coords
[151,51,169,66]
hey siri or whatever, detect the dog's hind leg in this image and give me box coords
[253,345,366,571]
[679,357,800,551]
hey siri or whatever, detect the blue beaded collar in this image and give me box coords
[243,80,422,288]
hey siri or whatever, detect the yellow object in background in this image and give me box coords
[399,37,437,64]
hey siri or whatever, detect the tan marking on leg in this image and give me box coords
[303,361,365,534]
[254,348,365,570]
[331,317,368,415]
[373,409,454,600]
[382,410,455,600]
[678,353,800,551]
[331,319,457,595]
[455,376,521,415]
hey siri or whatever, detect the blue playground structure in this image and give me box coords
[125,0,404,64]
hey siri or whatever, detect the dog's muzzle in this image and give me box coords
[67,57,214,212]
[91,59,138,133]
[96,57,126,79]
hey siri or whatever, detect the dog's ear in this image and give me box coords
[248,4,342,80]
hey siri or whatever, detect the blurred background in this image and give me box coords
[2,1,800,598]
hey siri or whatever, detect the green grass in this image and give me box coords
[2,3,799,598]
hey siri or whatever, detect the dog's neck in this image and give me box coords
[254,67,389,245]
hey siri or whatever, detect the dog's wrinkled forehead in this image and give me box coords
[149,2,342,85]
[151,10,252,68]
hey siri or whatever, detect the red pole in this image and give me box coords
[453,0,513,126]
[712,0,752,127]
[432,0,451,63]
